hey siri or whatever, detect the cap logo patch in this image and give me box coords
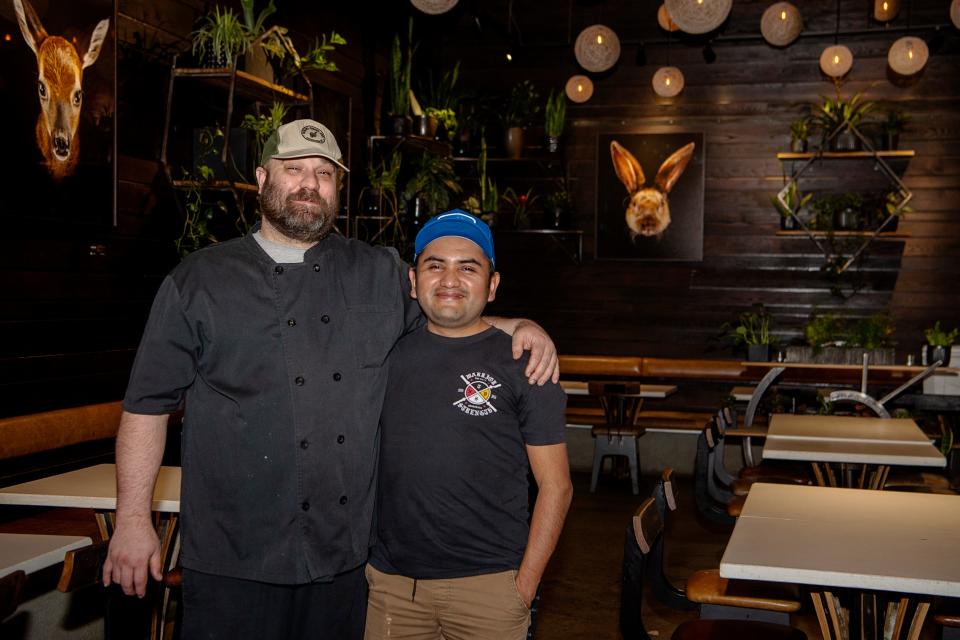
[300,125,325,144]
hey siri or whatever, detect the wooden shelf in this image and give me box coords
[777,150,915,160]
[172,67,310,104]
[776,230,909,238]
[171,179,259,194]
[368,135,451,156]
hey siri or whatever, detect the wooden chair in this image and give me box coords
[620,496,807,640]
[652,469,802,624]
[589,381,647,495]
[935,611,960,639]
[0,570,27,622]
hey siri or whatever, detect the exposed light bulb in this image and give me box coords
[780,10,786,20]
[882,1,889,10]
[506,52,513,61]
[665,77,672,86]
[597,34,603,44]
[833,54,840,64]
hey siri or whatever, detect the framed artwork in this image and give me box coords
[595,132,704,261]
[0,0,116,226]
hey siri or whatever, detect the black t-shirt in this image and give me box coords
[371,325,567,579]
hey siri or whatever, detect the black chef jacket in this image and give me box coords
[123,228,421,584]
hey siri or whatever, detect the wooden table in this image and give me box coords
[0,464,181,639]
[720,483,960,639]
[560,380,677,398]
[762,414,945,488]
[0,533,92,578]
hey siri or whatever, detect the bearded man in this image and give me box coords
[103,120,560,640]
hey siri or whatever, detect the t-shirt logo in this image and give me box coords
[454,372,500,417]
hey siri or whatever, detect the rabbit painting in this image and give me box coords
[610,140,696,239]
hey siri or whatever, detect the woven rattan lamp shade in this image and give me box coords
[664,0,732,34]
[574,25,621,72]
[410,0,458,14]
[888,36,929,75]
[658,4,679,31]
[565,75,594,103]
[873,0,899,22]
[820,44,853,77]
[652,66,685,97]
[761,2,802,47]
[952,0,960,29]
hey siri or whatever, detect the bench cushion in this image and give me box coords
[0,402,122,459]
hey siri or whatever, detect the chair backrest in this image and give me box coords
[649,469,697,612]
[588,380,644,426]
[694,423,736,526]
[620,497,661,640]
[57,541,109,593]
[0,569,26,622]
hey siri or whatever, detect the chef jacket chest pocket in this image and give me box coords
[347,309,398,369]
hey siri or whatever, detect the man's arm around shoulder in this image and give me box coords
[515,443,573,607]
[103,411,169,598]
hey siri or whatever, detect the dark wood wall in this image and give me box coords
[439,0,960,360]
[2,0,958,417]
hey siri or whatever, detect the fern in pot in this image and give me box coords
[544,89,566,154]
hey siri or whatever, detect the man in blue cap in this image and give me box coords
[365,210,573,640]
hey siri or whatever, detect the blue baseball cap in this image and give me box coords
[414,209,496,268]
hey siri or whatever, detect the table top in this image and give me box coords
[730,386,756,402]
[720,483,960,597]
[762,437,946,466]
[559,381,677,398]
[0,533,92,578]
[0,464,181,512]
[767,414,932,445]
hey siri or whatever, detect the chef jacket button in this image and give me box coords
[300,439,309,449]
[321,315,331,324]
[337,435,345,444]
[339,496,348,506]
[274,265,284,274]
[287,318,296,327]
[333,372,342,381]
[313,264,321,272]
[301,501,310,511]
[295,376,305,386]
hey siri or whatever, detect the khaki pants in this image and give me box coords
[364,564,531,640]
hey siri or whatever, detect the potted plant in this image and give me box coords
[477,137,499,226]
[545,184,573,229]
[359,150,401,217]
[240,101,287,172]
[722,305,774,361]
[419,62,460,141]
[403,154,462,227]
[500,80,540,159]
[544,89,566,154]
[810,193,863,231]
[386,21,413,135]
[191,6,248,67]
[771,180,812,230]
[501,186,539,229]
[815,91,874,151]
[789,116,813,153]
[879,106,909,151]
[925,321,958,367]
[791,313,896,364]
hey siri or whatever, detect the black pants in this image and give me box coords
[181,565,367,640]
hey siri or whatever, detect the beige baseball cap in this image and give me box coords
[260,119,349,172]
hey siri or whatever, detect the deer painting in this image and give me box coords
[13,0,110,180]
[610,140,695,239]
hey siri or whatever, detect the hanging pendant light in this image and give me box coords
[658,4,679,32]
[652,66,685,97]
[952,0,960,29]
[761,2,802,47]
[410,0,458,14]
[820,44,853,77]
[664,0,732,34]
[873,0,899,22]
[574,25,621,72]
[565,75,594,103]
[888,36,929,75]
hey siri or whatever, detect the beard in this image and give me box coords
[259,179,338,243]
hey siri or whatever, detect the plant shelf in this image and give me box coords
[172,179,259,194]
[172,67,311,104]
[776,151,915,160]
[776,230,910,239]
